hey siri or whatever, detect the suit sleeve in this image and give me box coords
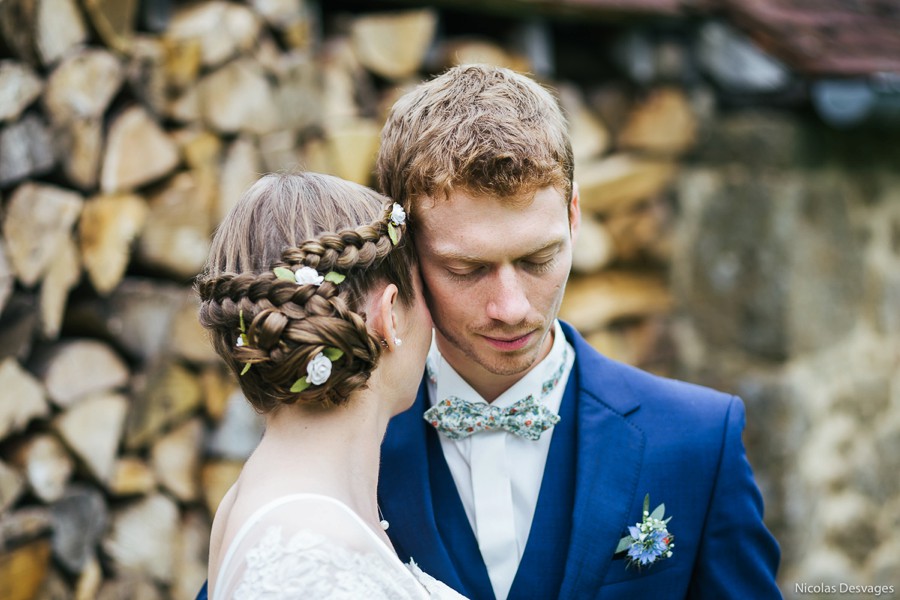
[688,396,782,599]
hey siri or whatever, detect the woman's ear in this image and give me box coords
[369,283,400,351]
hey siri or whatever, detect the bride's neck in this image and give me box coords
[242,388,391,524]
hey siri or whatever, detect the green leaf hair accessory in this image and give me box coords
[289,377,311,393]
[322,348,344,361]
[387,202,406,246]
[323,271,346,284]
[289,348,344,393]
[237,309,252,376]
[273,267,295,282]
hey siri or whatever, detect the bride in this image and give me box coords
[195,173,466,599]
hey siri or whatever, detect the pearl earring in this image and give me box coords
[394,337,402,347]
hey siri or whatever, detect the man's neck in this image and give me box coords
[436,326,556,403]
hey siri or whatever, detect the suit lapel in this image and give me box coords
[379,380,467,593]
[425,424,496,600]
[558,322,646,599]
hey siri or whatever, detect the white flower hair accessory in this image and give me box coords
[306,352,332,385]
[293,266,324,286]
[290,348,344,392]
[274,266,346,285]
[390,203,406,226]
[387,203,406,246]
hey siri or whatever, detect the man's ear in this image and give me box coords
[569,181,582,242]
[369,283,400,350]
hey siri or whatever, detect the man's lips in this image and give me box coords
[481,331,534,351]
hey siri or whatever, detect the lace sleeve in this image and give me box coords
[212,495,428,600]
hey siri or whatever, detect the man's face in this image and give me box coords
[415,185,580,388]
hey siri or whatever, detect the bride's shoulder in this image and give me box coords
[211,494,427,600]
[222,493,385,561]
[208,484,239,578]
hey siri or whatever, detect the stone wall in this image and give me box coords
[673,111,900,596]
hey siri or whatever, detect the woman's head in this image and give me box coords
[196,173,424,413]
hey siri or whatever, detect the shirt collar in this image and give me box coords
[427,320,569,409]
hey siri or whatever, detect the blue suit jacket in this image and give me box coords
[195,321,781,600]
[377,321,781,599]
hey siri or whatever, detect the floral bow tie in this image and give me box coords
[424,395,561,441]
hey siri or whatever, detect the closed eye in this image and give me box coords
[520,245,561,273]
[522,256,557,273]
[445,265,486,281]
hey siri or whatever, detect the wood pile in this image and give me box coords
[0,1,696,597]
[560,84,696,372]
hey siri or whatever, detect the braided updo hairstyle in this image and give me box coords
[195,173,415,413]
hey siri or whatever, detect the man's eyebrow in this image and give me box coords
[432,239,565,264]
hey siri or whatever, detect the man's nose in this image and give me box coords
[485,266,530,324]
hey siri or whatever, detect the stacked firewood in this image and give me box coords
[559,85,697,372]
[0,1,696,598]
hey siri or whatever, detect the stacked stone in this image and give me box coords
[675,114,900,592]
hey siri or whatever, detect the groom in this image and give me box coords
[375,65,781,599]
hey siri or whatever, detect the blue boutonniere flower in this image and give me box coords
[616,494,674,569]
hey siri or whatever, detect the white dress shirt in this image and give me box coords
[426,320,575,600]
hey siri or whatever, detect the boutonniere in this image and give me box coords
[616,494,674,570]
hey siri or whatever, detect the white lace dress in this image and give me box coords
[211,494,468,600]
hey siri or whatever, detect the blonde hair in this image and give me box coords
[376,64,574,214]
[196,173,414,412]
